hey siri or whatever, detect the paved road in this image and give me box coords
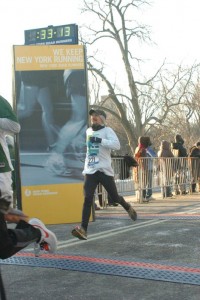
[1,192,200,300]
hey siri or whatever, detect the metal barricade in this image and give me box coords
[187,156,200,192]
[133,157,199,202]
[95,157,135,207]
[112,157,135,196]
[95,157,200,207]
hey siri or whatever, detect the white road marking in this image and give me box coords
[57,205,200,250]
[57,219,168,249]
[174,206,200,214]
[24,205,200,253]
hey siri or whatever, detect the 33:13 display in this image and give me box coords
[37,26,72,40]
[24,24,78,45]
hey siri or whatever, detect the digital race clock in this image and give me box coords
[24,24,78,45]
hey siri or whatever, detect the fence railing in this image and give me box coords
[95,157,200,206]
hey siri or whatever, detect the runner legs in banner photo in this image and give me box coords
[45,69,87,176]
[17,71,58,149]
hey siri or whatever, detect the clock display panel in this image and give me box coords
[24,24,78,45]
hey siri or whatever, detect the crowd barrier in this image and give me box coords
[95,157,200,206]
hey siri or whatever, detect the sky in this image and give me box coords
[143,0,200,65]
[1,0,200,103]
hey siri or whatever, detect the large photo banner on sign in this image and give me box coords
[13,45,88,224]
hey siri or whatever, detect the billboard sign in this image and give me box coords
[13,44,88,224]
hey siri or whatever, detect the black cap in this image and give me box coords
[89,109,107,119]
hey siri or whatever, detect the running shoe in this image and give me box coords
[29,218,57,256]
[71,226,87,240]
[127,205,137,221]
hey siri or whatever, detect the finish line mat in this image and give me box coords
[1,252,200,286]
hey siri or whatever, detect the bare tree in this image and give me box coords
[185,77,200,125]
[80,0,198,153]
[155,71,200,149]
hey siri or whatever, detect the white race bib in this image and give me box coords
[87,154,99,168]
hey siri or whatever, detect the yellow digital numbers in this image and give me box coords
[40,27,70,39]
[63,26,71,37]
[25,24,77,44]
[47,28,53,39]
[40,29,46,40]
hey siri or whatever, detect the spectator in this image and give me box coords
[158,140,174,198]
[188,142,200,193]
[134,136,156,202]
[171,134,188,195]
[134,136,150,202]
[146,137,157,200]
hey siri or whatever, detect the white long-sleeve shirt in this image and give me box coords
[0,119,20,172]
[83,126,120,176]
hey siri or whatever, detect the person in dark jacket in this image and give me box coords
[189,142,200,192]
[158,140,174,198]
[146,137,157,199]
[172,134,188,195]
